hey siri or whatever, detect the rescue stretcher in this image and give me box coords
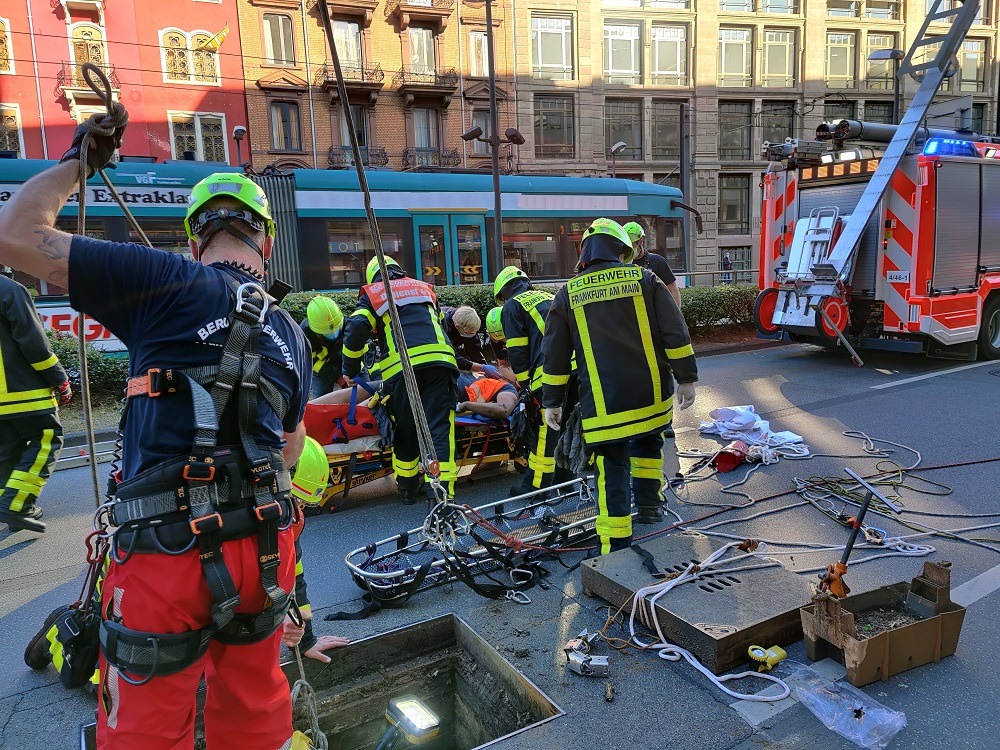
[304,395,525,513]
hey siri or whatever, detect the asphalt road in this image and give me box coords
[2,341,999,749]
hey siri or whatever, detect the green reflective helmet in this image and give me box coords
[622,221,645,243]
[184,173,275,240]
[307,296,344,337]
[366,256,402,285]
[584,218,634,263]
[291,437,329,505]
[493,266,528,303]
[485,306,505,342]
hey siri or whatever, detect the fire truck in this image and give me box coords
[753,0,1000,362]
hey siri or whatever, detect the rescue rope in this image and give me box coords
[288,604,328,750]
[71,63,152,507]
[314,0,443,501]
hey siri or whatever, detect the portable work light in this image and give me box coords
[385,695,440,746]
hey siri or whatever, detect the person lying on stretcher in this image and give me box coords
[309,373,517,422]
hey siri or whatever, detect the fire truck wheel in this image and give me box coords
[753,289,781,337]
[815,297,849,346]
[979,294,1000,360]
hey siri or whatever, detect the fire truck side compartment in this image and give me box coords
[797,182,880,295]
[980,165,1000,270]
[933,161,981,292]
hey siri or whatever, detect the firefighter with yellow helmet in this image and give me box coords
[542,218,698,554]
[494,267,575,495]
[301,295,346,399]
[341,256,458,503]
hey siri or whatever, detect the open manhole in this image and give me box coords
[82,614,562,749]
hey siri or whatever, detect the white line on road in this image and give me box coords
[870,360,995,390]
[952,563,1000,606]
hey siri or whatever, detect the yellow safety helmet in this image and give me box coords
[493,266,528,303]
[485,306,505,342]
[291,437,329,505]
[307,296,344,337]
[583,218,634,264]
[622,221,645,243]
[365,256,402,285]
[184,173,275,241]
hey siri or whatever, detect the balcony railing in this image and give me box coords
[55,61,120,98]
[402,147,460,168]
[317,62,385,85]
[328,146,389,168]
[392,68,459,88]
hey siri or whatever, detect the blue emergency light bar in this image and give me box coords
[922,138,981,158]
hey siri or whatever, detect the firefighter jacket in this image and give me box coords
[0,276,68,419]
[299,319,343,385]
[442,306,487,371]
[341,275,457,382]
[542,261,697,445]
[501,284,554,393]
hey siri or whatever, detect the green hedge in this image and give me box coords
[46,330,129,401]
[282,283,760,335]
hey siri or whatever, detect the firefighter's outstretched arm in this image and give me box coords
[341,303,375,378]
[541,289,573,411]
[502,303,532,389]
[651,277,698,409]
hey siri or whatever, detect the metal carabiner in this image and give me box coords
[505,590,531,605]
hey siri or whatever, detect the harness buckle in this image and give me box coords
[234,282,267,324]
[183,460,216,483]
[254,500,282,522]
[146,368,163,397]
[250,460,276,485]
[190,512,223,535]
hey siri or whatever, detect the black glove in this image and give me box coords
[59,104,129,177]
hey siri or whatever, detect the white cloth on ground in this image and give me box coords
[699,405,803,447]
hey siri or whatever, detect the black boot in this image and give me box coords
[0,504,46,533]
[24,604,71,670]
[609,537,632,553]
[635,506,665,524]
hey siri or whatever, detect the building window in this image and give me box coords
[761,101,795,146]
[170,113,226,162]
[605,100,642,159]
[0,18,13,74]
[409,27,435,75]
[339,105,368,164]
[763,30,795,87]
[865,0,899,19]
[958,40,986,92]
[413,107,440,164]
[651,101,680,159]
[160,29,220,85]
[827,0,859,16]
[0,106,21,156]
[469,30,488,77]
[531,16,574,80]
[827,32,856,88]
[471,109,490,155]
[270,101,302,151]
[334,20,362,70]
[649,0,689,7]
[972,103,986,134]
[652,26,686,86]
[864,102,893,124]
[604,23,641,85]
[866,33,896,89]
[719,246,753,284]
[263,14,295,66]
[719,102,752,160]
[720,0,753,11]
[762,0,797,12]
[824,99,856,120]
[719,29,752,87]
[534,95,574,159]
[718,177,751,235]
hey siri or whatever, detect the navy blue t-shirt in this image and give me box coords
[68,237,311,479]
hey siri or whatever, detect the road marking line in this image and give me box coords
[870,361,995,390]
[952,563,1000,606]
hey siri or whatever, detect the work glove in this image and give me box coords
[675,382,696,411]
[56,380,73,405]
[59,104,129,178]
[482,364,501,379]
[544,407,562,431]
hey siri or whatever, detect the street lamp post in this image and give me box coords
[867,48,906,125]
[610,141,627,178]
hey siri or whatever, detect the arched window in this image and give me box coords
[190,33,219,84]
[163,31,189,82]
[159,29,219,85]
[0,18,12,74]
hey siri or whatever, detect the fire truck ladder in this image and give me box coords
[811,0,981,283]
[782,207,840,282]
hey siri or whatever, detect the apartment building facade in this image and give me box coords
[511,0,999,275]
[0,0,248,164]
[235,0,516,173]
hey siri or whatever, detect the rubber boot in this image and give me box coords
[24,604,72,670]
[635,506,665,524]
[0,504,46,533]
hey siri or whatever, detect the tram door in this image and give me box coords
[412,214,488,286]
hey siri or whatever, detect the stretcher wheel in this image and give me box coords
[753,288,780,336]
[815,296,849,345]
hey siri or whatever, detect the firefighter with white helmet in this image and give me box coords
[542,218,698,554]
[340,256,458,503]
[301,295,346,398]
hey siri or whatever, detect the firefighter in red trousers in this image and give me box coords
[0,106,311,749]
[542,218,698,555]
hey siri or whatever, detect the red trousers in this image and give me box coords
[97,529,295,750]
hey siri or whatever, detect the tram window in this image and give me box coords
[327,219,413,286]
[501,219,561,280]
[130,221,195,260]
[642,216,686,274]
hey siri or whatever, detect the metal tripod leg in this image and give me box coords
[814,304,864,368]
